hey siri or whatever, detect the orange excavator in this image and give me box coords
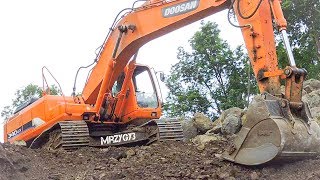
[4,0,320,165]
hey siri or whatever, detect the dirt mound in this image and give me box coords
[1,140,320,180]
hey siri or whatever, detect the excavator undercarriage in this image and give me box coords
[30,119,184,151]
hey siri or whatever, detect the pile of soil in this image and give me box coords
[1,140,320,180]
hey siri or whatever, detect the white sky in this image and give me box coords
[0,0,243,142]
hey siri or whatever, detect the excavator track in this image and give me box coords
[156,119,184,141]
[32,119,184,150]
[58,121,89,150]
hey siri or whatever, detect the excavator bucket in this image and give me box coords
[223,93,320,165]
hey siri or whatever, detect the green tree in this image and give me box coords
[164,22,256,119]
[1,84,61,120]
[278,0,320,78]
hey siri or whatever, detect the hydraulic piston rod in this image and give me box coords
[281,30,296,67]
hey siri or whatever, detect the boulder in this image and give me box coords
[311,107,320,124]
[302,89,320,108]
[191,134,222,150]
[303,79,320,93]
[218,107,243,135]
[180,119,198,141]
[192,113,214,134]
[218,107,243,124]
[221,115,242,135]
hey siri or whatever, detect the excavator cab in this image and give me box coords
[132,66,159,109]
[100,63,163,124]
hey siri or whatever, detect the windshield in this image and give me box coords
[133,67,158,108]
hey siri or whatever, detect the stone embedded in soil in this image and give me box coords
[191,134,223,152]
[250,172,259,180]
[48,173,61,180]
[125,149,136,158]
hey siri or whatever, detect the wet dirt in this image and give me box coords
[0,140,320,180]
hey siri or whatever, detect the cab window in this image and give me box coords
[133,67,158,108]
[111,72,125,97]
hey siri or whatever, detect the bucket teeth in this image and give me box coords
[222,93,320,165]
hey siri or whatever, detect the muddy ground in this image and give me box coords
[1,140,320,180]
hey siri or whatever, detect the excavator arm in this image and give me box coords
[82,0,303,117]
[82,0,230,111]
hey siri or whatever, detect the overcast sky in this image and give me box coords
[0,0,243,142]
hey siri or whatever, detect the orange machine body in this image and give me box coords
[4,64,162,144]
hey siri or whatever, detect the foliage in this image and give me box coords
[278,0,320,79]
[164,22,257,119]
[1,84,61,120]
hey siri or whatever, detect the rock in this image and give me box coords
[205,125,221,135]
[108,157,119,164]
[218,172,230,179]
[192,113,214,134]
[180,119,198,141]
[219,107,243,124]
[226,177,236,180]
[94,165,106,170]
[303,79,320,93]
[221,115,242,135]
[99,173,107,180]
[250,172,259,180]
[241,111,247,125]
[191,134,222,149]
[218,107,243,135]
[13,141,27,146]
[302,89,308,96]
[302,89,320,108]
[203,160,214,165]
[107,151,126,160]
[48,173,61,180]
[212,118,221,127]
[100,148,109,153]
[196,144,205,151]
[18,166,28,172]
[214,153,223,159]
[311,107,320,124]
[125,149,135,158]
[196,175,210,179]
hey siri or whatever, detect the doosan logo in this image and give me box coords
[162,0,200,18]
[8,128,22,139]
